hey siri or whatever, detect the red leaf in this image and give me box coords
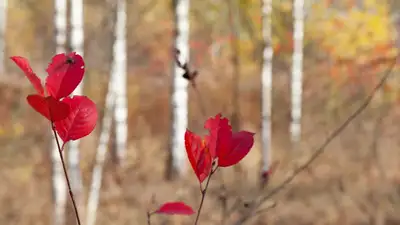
[185,130,212,183]
[204,113,232,159]
[45,52,85,100]
[203,113,255,167]
[155,202,195,215]
[54,95,97,143]
[218,131,254,167]
[27,94,70,122]
[10,56,44,96]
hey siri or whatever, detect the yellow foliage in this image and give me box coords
[308,0,397,63]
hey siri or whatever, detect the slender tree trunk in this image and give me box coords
[68,0,84,219]
[85,1,122,225]
[85,51,117,225]
[167,0,190,180]
[113,0,128,168]
[290,0,304,146]
[0,0,7,74]
[260,0,273,186]
[53,0,68,224]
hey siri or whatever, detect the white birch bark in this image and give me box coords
[70,0,84,91]
[68,0,84,215]
[170,0,190,176]
[53,0,67,224]
[0,0,7,73]
[85,59,116,225]
[261,0,273,175]
[85,1,122,224]
[290,0,304,145]
[112,0,128,167]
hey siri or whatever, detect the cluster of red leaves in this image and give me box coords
[11,52,98,147]
[186,113,255,183]
[12,52,255,219]
[153,114,255,216]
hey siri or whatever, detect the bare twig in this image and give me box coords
[51,123,82,225]
[194,166,218,225]
[232,55,399,225]
[174,48,208,118]
[146,211,152,225]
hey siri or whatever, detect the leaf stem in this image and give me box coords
[51,123,82,225]
[194,166,218,225]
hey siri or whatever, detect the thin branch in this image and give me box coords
[146,211,152,225]
[232,55,399,225]
[174,48,208,118]
[51,123,82,225]
[191,84,207,118]
[253,201,277,216]
[194,166,218,225]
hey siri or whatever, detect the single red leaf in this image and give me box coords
[218,131,255,167]
[10,56,44,96]
[184,129,212,183]
[45,52,85,100]
[54,95,97,143]
[155,202,195,215]
[27,94,70,122]
[204,113,232,159]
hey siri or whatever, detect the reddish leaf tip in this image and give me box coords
[11,56,45,95]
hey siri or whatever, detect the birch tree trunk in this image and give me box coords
[0,0,7,73]
[85,73,116,225]
[53,0,68,224]
[85,1,122,224]
[260,0,273,184]
[112,0,127,168]
[85,53,116,225]
[290,0,304,145]
[168,0,190,179]
[68,0,84,217]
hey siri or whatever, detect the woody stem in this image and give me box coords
[194,167,218,225]
[51,123,82,225]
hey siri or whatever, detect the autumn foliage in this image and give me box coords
[10,53,255,224]
[11,52,98,147]
[186,113,254,183]
[150,113,255,223]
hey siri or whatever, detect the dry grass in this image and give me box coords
[1,61,400,225]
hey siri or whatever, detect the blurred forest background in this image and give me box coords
[3,0,400,224]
